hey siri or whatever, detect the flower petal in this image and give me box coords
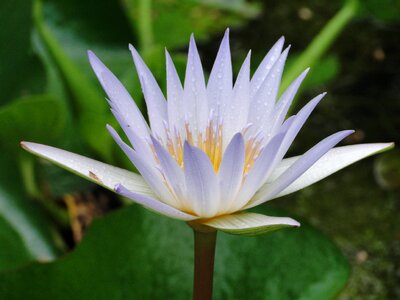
[230,132,286,212]
[20,141,154,197]
[87,51,150,141]
[247,130,355,208]
[202,212,299,236]
[183,34,208,135]
[107,126,178,207]
[250,36,285,97]
[150,136,188,209]
[115,184,197,221]
[184,142,220,218]
[248,47,290,133]
[276,92,326,157]
[207,29,232,123]
[223,51,251,147]
[165,49,184,134]
[267,68,309,137]
[269,142,394,199]
[218,133,245,210]
[129,44,168,141]
[109,109,152,158]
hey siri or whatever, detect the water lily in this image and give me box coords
[22,29,392,235]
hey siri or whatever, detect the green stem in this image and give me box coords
[281,0,360,112]
[121,0,154,54]
[192,225,217,300]
[138,0,154,54]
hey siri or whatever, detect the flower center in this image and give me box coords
[155,120,263,175]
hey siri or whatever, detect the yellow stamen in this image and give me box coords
[155,120,263,175]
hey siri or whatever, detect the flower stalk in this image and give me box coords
[192,225,217,300]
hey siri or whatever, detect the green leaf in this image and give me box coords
[0,155,62,269]
[121,0,260,50]
[0,0,45,104]
[0,206,349,299]
[0,95,66,153]
[33,0,116,160]
[0,215,33,271]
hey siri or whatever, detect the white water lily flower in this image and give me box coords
[22,29,393,236]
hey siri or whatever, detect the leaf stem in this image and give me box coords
[281,0,360,112]
[138,0,154,54]
[192,225,217,300]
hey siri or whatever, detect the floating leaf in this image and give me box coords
[0,205,349,299]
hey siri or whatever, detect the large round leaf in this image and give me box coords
[0,205,349,299]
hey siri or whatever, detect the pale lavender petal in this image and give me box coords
[223,51,251,147]
[218,133,245,210]
[278,115,296,134]
[248,47,290,134]
[150,136,188,209]
[183,35,208,135]
[87,51,150,140]
[276,93,326,159]
[246,130,354,208]
[207,29,232,123]
[250,36,285,97]
[267,68,310,137]
[115,184,197,221]
[165,49,184,134]
[270,143,394,198]
[184,142,220,217]
[129,44,168,140]
[21,142,154,198]
[230,132,286,212]
[107,125,178,207]
[109,109,152,158]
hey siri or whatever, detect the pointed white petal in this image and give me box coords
[247,130,354,208]
[21,142,154,197]
[87,51,150,140]
[207,29,232,123]
[184,142,220,218]
[268,68,309,137]
[249,47,290,132]
[202,212,299,236]
[250,36,285,97]
[150,136,188,209]
[223,51,251,147]
[107,126,178,207]
[165,49,184,134]
[276,93,326,158]
[109,111,152,159]
[183,35,208,135]
[129,44,168,140]
[116,184,197,221]
[218,133,245,210]
[268,142,394,199]
[230,132,285,212]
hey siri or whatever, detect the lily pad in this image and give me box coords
[0,205,349,299]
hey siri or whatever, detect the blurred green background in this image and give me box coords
[0,0,399,299]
